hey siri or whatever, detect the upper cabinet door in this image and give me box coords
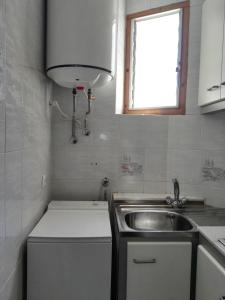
[196,246,225,300]
[198,0,225,107]
[221,9,225,100]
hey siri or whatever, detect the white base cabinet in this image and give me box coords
[126,242,192,300]
[196,245,225,300]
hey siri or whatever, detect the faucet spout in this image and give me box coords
[166,178,186,208]
[172,178,180,202]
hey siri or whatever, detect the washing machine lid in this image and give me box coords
[28,209,111,240]
[48,201,109,211]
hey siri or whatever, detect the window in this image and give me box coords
[124,1,190,115]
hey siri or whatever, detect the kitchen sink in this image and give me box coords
[125,211,193,231]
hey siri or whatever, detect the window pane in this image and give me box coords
[131,10,181,109]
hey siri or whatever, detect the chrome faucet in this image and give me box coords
[173,178,180,202]
[166,178,186,208]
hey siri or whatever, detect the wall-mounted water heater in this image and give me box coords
[46,0,118,143]
[46,0,118,89]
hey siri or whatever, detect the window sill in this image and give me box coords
[123,107,186,115]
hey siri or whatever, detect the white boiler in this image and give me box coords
[46,0,118,89]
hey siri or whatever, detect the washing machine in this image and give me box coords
[27,201,112,300]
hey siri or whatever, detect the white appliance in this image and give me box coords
[27,201,112,300]
[46,0,118,89]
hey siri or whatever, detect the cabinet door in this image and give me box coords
[126,242,192,300]
[198,0,225,107]
[221,9,225,100]
[196,245,225,300]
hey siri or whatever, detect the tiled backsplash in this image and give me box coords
[0,0,52,299]
[51,0,225,208]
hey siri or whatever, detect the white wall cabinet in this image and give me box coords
[198,0,225,111]
[126,242,192,300]
[196,245,225,300]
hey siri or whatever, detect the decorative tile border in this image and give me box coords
[202,159,225,182]
[120,154,143,176]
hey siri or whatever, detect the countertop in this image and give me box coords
[182,208,225,258]
[198,226,225,257]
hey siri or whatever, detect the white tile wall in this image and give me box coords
[51,0,225,210]
[0,0,52,299]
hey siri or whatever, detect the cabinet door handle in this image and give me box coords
[207,85,220,91]
[221,82,225,86]
[133,259,157,264]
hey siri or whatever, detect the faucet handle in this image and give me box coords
[180,197,187,205]
[166,196,173,205]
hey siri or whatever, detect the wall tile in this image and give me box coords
[202,150,225,188]
[201,112,225,150]
[143,181,167,194]
[92,146,119,181]
[119,117,144,148]
[0,260,23,300]
[22,147,42,203]
[189,5,202,44]
[89,116,120,147]
[53,145,119,181]
[22,197,46,235]
[144,148,167,181]
[149,0,186,9]
[5,151,22,246]
[185,81,201,116]
[167,149,202,185]
[51,179,105,201]
[53,147,96,180]
[126,0,149,14]
[5,65,23,152]
[168,115,201,150]
[118,116,168,149]
[0,153,5,242]
[202,184,225,208]
[0,102,5,153]
[52,121,74,149]
[0,18,6,103]
[141,116,169,149]
[5,0,44,70]
[119,147,144,180]
[115,178,144,193]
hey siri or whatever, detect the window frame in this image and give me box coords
[124,1,190,115]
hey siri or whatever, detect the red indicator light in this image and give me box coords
[77,86,85,91]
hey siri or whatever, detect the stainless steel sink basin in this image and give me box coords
[125,211,193,231]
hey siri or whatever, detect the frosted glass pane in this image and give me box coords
[131,10,181,109]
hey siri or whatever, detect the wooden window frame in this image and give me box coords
[124,1,190,115]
